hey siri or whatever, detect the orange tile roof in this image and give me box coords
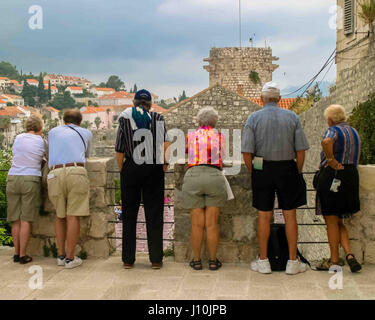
[67,86,83,91]
[81,106,105,114]
[98,91,129,99]
[0,107,21,117]
[47,106,59,113]
[9,80,19,84]
[45,85,58,90]
[95,87,115,91]
[0,77,9,80]
[249,98,300,110]
[0,99,6,104]
[26,79,38,83]
[150,104,167,114]
[1,94,23,100]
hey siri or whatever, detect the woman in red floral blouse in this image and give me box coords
[182,107,228,271]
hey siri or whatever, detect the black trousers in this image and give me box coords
[120,160,165,264]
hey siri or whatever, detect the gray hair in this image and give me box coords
[197,107,219,128]
[324,104,347,124]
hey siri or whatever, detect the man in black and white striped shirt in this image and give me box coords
[115,89,170,269]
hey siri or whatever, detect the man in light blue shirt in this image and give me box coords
[48,122,92,168]
[242,82,309,276]
[47,109,93,269]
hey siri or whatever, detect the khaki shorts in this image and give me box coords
[47,166,90,218]
[181,166,228,209]
[6,175,42,222]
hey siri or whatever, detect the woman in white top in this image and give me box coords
[6,115,45,264]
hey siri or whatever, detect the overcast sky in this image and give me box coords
[0,0,337,99]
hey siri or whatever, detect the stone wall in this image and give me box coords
[164,85,261,134]
[300,52,375,174]
[173,164,375,264]
[203,47,279,98]
[173,163,259,263]
[27,158,117,258]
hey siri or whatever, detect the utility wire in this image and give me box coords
[282,49,336,97]
[300,54,336,97]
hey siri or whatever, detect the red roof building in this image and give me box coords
[249,98,300,110]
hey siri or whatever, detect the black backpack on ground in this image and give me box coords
[267,224,311,271]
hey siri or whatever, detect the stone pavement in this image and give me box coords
[1,247,375,300]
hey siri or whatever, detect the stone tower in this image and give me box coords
[203,47,279,98]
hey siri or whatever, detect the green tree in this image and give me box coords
[21,81,38,106]
[37,73,46,104]
[359,0,375,34]
[0,61,20,80]
[94,117,102,130]
[50,91,76,110]
[133,84,138,93]
[81,121,91,129]
[47,81,52,101]
[349,94,375,165]
[179,90,187,102]
[106,75,125,91]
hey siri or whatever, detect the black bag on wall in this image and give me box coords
[268,224,311,271]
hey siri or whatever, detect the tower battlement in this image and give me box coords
[204,47,279,98]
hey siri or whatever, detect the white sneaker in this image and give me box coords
[57,256,66,266]
[285,259,307,275]
[64,256,83,269]
[250,257,272,274]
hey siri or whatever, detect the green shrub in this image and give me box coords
[163,247,174,257]
[0,220,12,246]
[249,71,261,85]
[0,149,12,220]
[78,250,88,260]
[348,94,375,165]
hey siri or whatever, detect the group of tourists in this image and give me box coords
[5,83,363,274]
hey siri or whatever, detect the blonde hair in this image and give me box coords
[197,107,219,127]
[324,104,347,124]
[25,115,43,132]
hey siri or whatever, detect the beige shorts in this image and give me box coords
[181,166,228,209]
[6,175,42,223]
[47,166,90,218]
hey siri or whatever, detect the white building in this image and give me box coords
[96,91,133,106]
[65,86,83,95]
[91,87,116,97]
[25,79,38,86]
[44,74,92,89]
[44,85,58,95]
[0,94,25,106]
[0,77,10,90]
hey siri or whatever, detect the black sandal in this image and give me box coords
[189,260,203,270]
[13,255,20,263]
[346,254,362,273]
[209,259,222,271]
[19,255,33,265]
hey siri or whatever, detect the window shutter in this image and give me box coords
[344,0,354,35]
